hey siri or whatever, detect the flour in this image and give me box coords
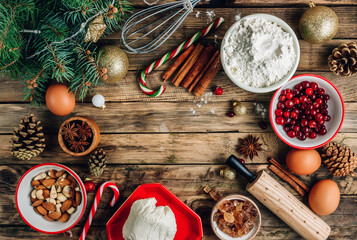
[195,11,200,18]
[222,18,296,88]
[205,10,215,23]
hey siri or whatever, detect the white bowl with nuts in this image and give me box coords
[16,163,87,234]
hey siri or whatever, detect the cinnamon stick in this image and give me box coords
[269,158,309,192]
[188,50,219,92]
[172,43,204,87]
[192,53,221,97]
[181,45,215,88]
[162,44,195,82]
[269,165,306,196]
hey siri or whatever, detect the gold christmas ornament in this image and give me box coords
[84,15,106,43]
[220,167,237,180]
[233,101,247,116]
[328,42,357,77]
[321,142,357,176]
[98,45,129,84]
[298,2,338,44]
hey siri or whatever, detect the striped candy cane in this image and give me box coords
[140,17,225,97]
[80,182,120,240]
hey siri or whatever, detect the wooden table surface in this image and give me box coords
[1,0,356,239]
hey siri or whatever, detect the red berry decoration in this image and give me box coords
[84,178,95,193]
[238,158,245,165]
[214,87,223,95]
[227,111,235,118]
[274,81,330,141]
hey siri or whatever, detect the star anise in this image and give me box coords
[76,122,92,141]
[69,140,89,153]
[61,122,78,140]
[237,134,263,161]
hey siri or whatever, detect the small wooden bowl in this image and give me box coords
[211,194,261,240]
[58,116,100,156]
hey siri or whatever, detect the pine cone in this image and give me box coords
[10,114,45,160]
[88,148,107,176]
[328,42,357,77]
[321,142,357,176]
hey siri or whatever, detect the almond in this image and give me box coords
[48,170,57,178]
[35,185,46,190]
[67,175,77,188]
[32,199,43,207]
[70,189,76,199]
[58,178,71,186]
[33,207,41,215]
[31,180,40,186]
[43,189,50,198]
[61,199,72,212]
[36,205,47,215]
[59,212,69,223]
[30,197,38,203]
[44,215,55,222]
[42,179,55,188]
[48,211,61,220]
[55,170,65,178]
[42,202,56,211]
[75,192,82,207]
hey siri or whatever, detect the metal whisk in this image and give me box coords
[121,0,201,54]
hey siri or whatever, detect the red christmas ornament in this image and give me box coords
[84,178,95,193]
[214,87,223,95]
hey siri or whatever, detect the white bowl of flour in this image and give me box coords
[221,14,300,93]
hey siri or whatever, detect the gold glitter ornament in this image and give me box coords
[220,167,237,180]
[84,15,107,43]
[98,46,129,84]
[298,2,338,44]
[233,101,247,116]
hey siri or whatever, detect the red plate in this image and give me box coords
[106,183,203,240]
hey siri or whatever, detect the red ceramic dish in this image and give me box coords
[106,183,203,240]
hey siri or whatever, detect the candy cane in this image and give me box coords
[139,17,225,97]
[80,182,120,240]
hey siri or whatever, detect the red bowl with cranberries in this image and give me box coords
[269,74,344,149]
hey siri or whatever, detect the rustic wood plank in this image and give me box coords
[0,102,356,134]
[229,0,357,6]
[1,71,356,103]
[107,7,357,40]
[2,133,357,165]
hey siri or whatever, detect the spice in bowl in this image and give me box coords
[213,199,258,238]
[30,169,82,222]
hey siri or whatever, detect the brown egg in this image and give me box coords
[286,149,321,175]
[45,84,75,116]
[309,179,340,215]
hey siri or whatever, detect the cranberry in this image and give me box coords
[293,89,300,95]
[259,121,268,130]
[315,113,323,121]
[300,95,308,103]
[324,115,331,121]
[323,94,330,101]
[290,112,297,118]
[293,97,300,105]
[286,89,291,93]
[309,131,317,139]
[305,88,313,96]
[301,81,310,88]
[293,109,300,114]
[302,127,310,134]
[317,88,325,95]
[287,130,296,138]
[284,111,290,118]
[319,128,327,135]
[286,92,293,100]
[290,120,296,125]
[321,109,328,115]
[280,95,286,101]
[276,117,285,125]
[214,87,223,95]
[285,117,292,124]
[310,109,317,116]
[310,82,318,90]
[284,126,290,132]
[275,109,283,117]
[301,104,307,110]
[281,89,287,95]
[285,100,294,108]
[313,102,320,109]
[304,110,310,115]
[294,125,300,132]
[308,120,317,128]
[295,84,303,91]
[318,120,325,125]
[277,102,285,109]
[306,115,313,120]
[315,98,323,105]
[310,94,317,101]
[307,104,314,110]
[227,112,235,117]
[301,119,308,127]
[321,104,328,109]
[297,131,306,141]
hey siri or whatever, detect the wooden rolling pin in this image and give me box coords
[226,155,330,240]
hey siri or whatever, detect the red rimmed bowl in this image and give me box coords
[15,163,87,234]
[270,74,344,149]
